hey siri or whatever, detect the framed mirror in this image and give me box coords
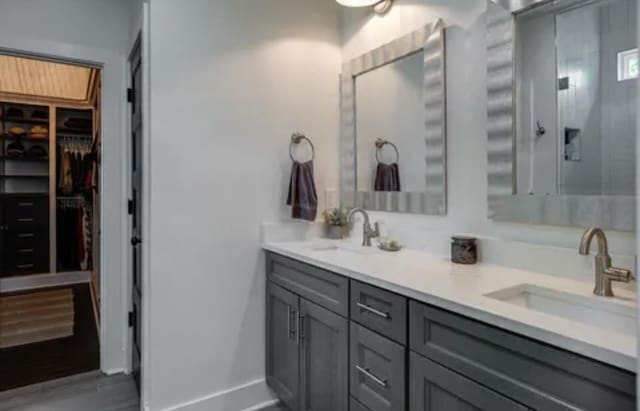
[487,0,636,231]
[340,20,447,215]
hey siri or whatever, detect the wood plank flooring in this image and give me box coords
[0,372,139,411]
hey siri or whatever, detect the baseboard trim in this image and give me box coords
[242,399,279,411]
[163,378,276,411]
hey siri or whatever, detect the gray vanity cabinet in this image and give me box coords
[266,252,636,411]
[409,352,529,411]
[266,254,349,411]
[266,282,300,411]
[409,301,636,411]
[350,280,407,344]
[299,298,349,411]
[267,252,349,317]
[350,322,406,411]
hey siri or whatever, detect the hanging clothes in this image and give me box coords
[57,141,95,195]
[56,138,97,273]
[57,202,91,272]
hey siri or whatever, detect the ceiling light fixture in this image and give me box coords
[336,0,394,15]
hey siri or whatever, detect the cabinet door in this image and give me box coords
[266,282,300,411]
[0,199,4,275]
[350,322,405,411]
[299,299,348,411]
[410,352,529,411]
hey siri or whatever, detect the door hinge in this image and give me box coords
[128,199,134,215]
[128,311,135,327]
[127,88,134,103]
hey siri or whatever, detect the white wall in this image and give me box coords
[340,0,636,257]
[0,0,134,373]
[147,0,341,409]
[0,0,132,54]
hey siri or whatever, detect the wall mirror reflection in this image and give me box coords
[356,52,425,193]
[515,0,637,197]
[340,20,447,215]
[487,0,636,231]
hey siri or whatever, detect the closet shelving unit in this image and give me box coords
[56,108,95,275]
[0,95,99,284]
[0,102,51,275]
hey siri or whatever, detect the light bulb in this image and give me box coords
[336,0,380,7]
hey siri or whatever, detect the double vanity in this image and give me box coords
[265,0,638,409]
[264,241,636,411]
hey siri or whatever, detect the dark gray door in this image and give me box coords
[128,34,143,390]
[350,322,405,411]
[0,199,4,275]
[409,352,529,411]
[299,299,348,411]
[266,282,300,411]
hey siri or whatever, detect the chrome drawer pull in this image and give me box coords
[18,249,34,254]
[17,264,34,269]
[17,233,35,238]
[355,366,388,388]
[287,306,298,342]
[17,218,35,223]
[357,302,390,319]
[18,202,35,207]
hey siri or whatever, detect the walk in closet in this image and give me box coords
[0,102,100,280]
[0,55,103,391]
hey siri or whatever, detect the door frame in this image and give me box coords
[0,35,133,377]
[128,3,152,409]
[127,30,144,393]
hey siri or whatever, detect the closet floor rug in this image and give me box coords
[0,284,99,392]
[0,288,74,349]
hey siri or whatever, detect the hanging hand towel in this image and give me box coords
[287,160,318,221]
[374,163,401,192]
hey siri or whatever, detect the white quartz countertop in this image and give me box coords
[263,240,637,372]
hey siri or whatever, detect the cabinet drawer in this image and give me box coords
[350,397,371,411]
[4,231,48,250]
[409,352,529,411]
[351,281,406,344]
[409,301,635,411]
[2,253,48,276]
[267,252,348,316]
[3,196,49,232]
[350,322,405,411]
[3,196,48,220]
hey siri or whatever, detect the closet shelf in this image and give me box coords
[0,192,48,197]
[1,117,49,125]
[1,136,49,142]
[0,156,49,162]
[0,175,49,179]
[56,128,92,135]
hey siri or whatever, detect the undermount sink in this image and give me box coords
[485,284,636,337]
[307,241,379,255]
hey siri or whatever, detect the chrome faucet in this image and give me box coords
[579,227,632,297]
[347,208,379,247]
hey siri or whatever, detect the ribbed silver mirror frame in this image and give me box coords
[340,19,447,215]
[486,0,635,232]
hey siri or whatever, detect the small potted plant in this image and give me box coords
[322,208,350,239]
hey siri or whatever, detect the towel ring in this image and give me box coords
[289,132,315,162]
[375,138,399,164]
